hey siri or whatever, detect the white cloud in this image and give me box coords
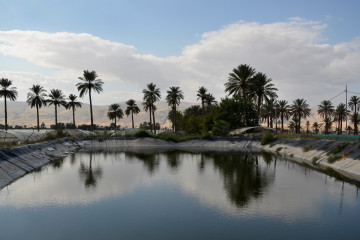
[0,19,359,106]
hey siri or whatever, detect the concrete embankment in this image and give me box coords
[0,139,81,189]
[1,137,360,190]
[83,137,360,181]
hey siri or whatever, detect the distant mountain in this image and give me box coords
[0,101,198,128]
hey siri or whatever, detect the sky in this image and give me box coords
[0,0,359,107]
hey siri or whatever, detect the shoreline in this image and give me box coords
[1,137,360,190]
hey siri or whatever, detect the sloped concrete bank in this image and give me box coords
[1,137,360,190]
[83,137,360,181]
[0,139,82,189]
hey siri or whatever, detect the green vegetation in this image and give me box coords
[328,144,347,155]
[276,147,282,152]
[312,156,320,164]
[303,146,313,152]
[261,132,275,145]
[327,154,342,163]
[134,130,154,138]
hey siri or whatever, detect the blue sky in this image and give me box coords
[0,0,359,106]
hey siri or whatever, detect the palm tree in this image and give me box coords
[277,100,290,131]
[250,72,278,118]
[27,84,47,131]
[349,96,360,134]
[225,64,256,98]
[107,103,123,132]
[0,78,18,131]
[47,89,66,128]
[324,117,333,134]
[166,86,184,132]
[143,83,161,133]
[205,93,217,111]
[312,122,319,134]
[65,94,82,126]
[333,103,349,135]
[125,99,140,128]
[142,98,153,131]
[318,100,334,134]
[290,99,311,134]
[197,86,208,115]
[261,98,276,128]
[76,70,104,131]
[351,113,360,134]
[306,121,310,134]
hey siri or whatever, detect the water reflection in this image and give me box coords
[79,153,103,189]
[125,152,160,174]
[202,152,274,208]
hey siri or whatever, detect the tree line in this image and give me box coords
[1,65,359,135]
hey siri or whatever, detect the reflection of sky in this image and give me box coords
[0,151,359,224]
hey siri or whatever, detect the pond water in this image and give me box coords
[0,150,359,240]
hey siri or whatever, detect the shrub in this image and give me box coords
[134,130,154,138]
[329,144,347,155]
[312,156,320,164]
[276,147,283,152]
[157,133,179,142]
[202,132,213,140]
[303,146,312,152]
[261,132,275,145]
[327,155,342,163]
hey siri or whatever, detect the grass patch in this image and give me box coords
[261,132,275,145]
[312,156,320,164]
[276,147,283,152]
[156,133,180,143]
[134,130,155,138]
[329,143,347,155]
[327,154,342,163]
[303,146,313,152]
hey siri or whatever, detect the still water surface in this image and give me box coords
[0,150,359,240]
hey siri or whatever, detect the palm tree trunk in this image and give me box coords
[114,117,117,132]
[201,99,204,116]
[152,107,156,134]
[173,104,176,132]
[36,105,40,132]
[72,106,76,126]
[55,105,58,128]
[4,96,7,131]
[298,114,301,134]
[281,114,284,131]
[89,90,94,131]
[149,106,153,132]
[257,96,261,121]
[131,110,134,128]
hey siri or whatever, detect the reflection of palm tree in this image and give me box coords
[79,153,103,189]
[204,152,274,208]
[125,152,159,174]
[166,151,181,171]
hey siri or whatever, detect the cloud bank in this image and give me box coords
[0,19,359,105]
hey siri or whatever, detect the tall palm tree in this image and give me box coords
[312,122,319,134]
[142,98,153,131]
[197,86,208,115]
[333,103,349,135]
[225,64,256,98]
[125,99,140,128]
[349,96,360,135]
[65,94,82,126]
[166,86,184,132]
[351,113,360,134]
[290,99,311,134]
[107,103,123,132]
[27,84,47,131]
[0,78,18,131]
[318,100,334,134]
[143,83,161,133]
[76,70,104,131]
[205,93,217,111]
[250,72,278,118]
[276,100,290,131]
[47,89,66,128]
[261,98,276,128]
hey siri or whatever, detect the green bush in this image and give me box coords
[327,154,342,163]
[303,146,313,152]
[134,130,154,138]
[329,144,347,155]
[276,147,283,152]
[261,132,275,145]
[202,132,213,140]
[312,156,320,164]
[157,133,180,142]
